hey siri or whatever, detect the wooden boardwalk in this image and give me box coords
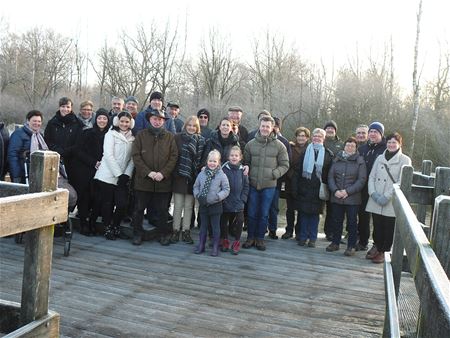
[1,229,385,337]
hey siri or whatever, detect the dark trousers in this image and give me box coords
[93,180,129,228]
[220,211,244,240]
[285,194,301,237]
[331,203,359,248]
[323,201,334,237]
[372,213,396,252]
[199,212,221,240]
[132,191,171,237]
[76,182,94,220]
[357,197,371,246]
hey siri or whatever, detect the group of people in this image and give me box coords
[0,91,411,262]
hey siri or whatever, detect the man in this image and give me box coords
[243,116,289,251]
[133,91,176,135]
[125,96,139,119]
[355,124,369,146]
[247,110,271,142]
[168,102,184,133]
[131,108,178,246]
[109,96,124,119]
[356,121,386,252]
[267,117,291,239]
[77,100,95,130]
[228,106,248,149]
[197,108,212,140]
[323,120,343,241]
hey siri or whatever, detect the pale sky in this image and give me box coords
[1,0,449,91]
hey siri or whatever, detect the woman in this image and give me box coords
[365,132,411,263]
[294,128,333,248]
[205,117,240,163]
[94,111,135,240]
[326,137,367,256]
[282,126,310,240]
[171,116,206,244]
[72,108,110,236]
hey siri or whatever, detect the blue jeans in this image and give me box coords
[299,212,320,242]
[247,186,276,240]
[331,204,359,247]
[268,188,280,231]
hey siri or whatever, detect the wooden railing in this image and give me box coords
[0,151,68,338]
[383,163,450,337]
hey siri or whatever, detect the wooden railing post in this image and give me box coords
[434,167,450,198]
[416,160,432,224]
[430,196,450,278]
[20,151,59,325]
[391,165,413,298]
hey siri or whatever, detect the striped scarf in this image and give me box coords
[178,133,205,181]
[199,167,219,198]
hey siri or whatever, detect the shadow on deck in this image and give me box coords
[1,229,386,337]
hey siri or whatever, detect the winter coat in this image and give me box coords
[71,126,108,193]
[358,139,387,198]
[132,127,178,192]
[222,161,249,212]
[293,147,333,214]
[237,125,249,149]
[44,111,83,181]
[173,118,184,133]
[0,122,9,180]
[7,126,33,182]
[204,130,240,164]
[324,136,344,156]
[200,126,212,141]
[193,167,230,215]
[328,151,367,205]
[94,129,134,185]
[133,109,176,135]
[366,149,411,217]
[285,142,308,193]
[244,131,290,190]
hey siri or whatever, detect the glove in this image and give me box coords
[378,195,390,206]
[117,174,130,186]
[371,192,382,204]
[198,195,208,207]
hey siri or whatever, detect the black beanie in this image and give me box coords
[150,91,163,102]
[324,120,338,132]
[95,108,109,119]
[196,108,210,119]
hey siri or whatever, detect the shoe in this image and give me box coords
[231,240,240,255]
[326,243,340,252]
[268,230,278,240]
[195,234,206,254]
[170,230,180,244]
[79,219,93,237]
[221,238,230,252]
[307,241,316,248]
[132,235,142,246]
[255,239,266,251]
[344,247,356,256]
[366,245,378,259]
[242,239,255,249]
[281,231,293,239]
[181,230,194,244]
[211,237,220,257]
[298,240,307,247]
[372,251,385,264]
[159,235,171,246]
[104,225,116,240]
[355,242,368,251]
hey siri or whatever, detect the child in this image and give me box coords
[220,146,249,255]
[193,150,230,256]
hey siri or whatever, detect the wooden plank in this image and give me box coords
[409,184,434,205]
[3,311,59,338]
[0,182,28,198]
[0,190,68,237]
[430,196,450,277]
[382,253,401,338]
[434,167,450,197]
[0,300,20,334]
[416,160,433,224]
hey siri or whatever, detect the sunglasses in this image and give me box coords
[199,115,209,119]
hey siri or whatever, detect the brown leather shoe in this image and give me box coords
[242,239,255,249]
[255,239,266,251]
[326,243,340,252]
[365,245,378,259]
[372,251,385,264]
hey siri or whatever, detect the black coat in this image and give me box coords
[222,161,249,212]
[293,148,333,214]
[0,122,10,180]
[204,130,239,165]
[358,139,387,196]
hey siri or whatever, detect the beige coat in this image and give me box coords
[365,149,411,217]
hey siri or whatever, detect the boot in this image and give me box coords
[195,233,207,254]
[79,218,92,236]
[221,238,230,252]
[88,216,98,236]
[182,230,194,244]
[211,237,220,257]
[104,224,116,240]
[170,230,180,244]
[231,240,240,255]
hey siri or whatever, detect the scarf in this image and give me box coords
[199,167,219,198]
[302,143,325,180]
[148,124,163,136]
[385,148,400,161]
[178,132,205,181]
[119,129,134,141]
[25,123,48,154]
[78,114,94,130]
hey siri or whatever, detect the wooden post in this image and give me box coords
[391,165,413,298]
[416,160,432,224]
[430,196,450,278]
[434,167,450,198]
[20,151,59,325]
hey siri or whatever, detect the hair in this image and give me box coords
[295,126,311,138]
[216,116,233,130]
[259,116,275,126]
[112,111,133,131]
[58,97,73,107]
[196,108,210,118]
[111,96,124,104]
[344,136,358,146]
[207,149,221,163]
[183,116,201,134]
[385,132,403,146]
[356,124,369,132]
[80,100,94,110]
[26,110,43,121]
[228,145,242,158]
[312,128,326,138]
[257,110,271,120]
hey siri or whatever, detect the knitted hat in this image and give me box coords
[149,91,163,102]
[369,122,385,136]
[125,96,138,104]
[324,120,338,132]
[95,108,109,119]
[196,108,210,119]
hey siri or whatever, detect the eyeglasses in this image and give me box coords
[81,108,93,112]
[199,115,208,119]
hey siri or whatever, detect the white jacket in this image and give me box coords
[94,129,134,185]
[365,149,411,217]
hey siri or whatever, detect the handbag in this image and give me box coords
[319,179,330,201]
